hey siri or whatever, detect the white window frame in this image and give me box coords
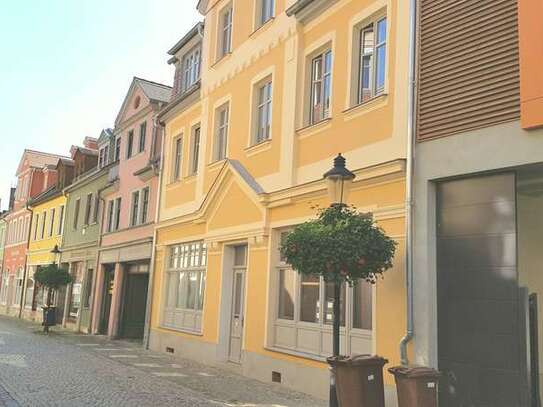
[270,230,373,358]
[213,104,229,162]
[41,211,47,239]
[49,208,55,237]
[172,135,183,182]
[309,49,333,124]
[73,198,80,231]
[253,79,273,144]
[58,205,65,235]
[257,0,275,27]
[84,193,93,226]
[162,241,207,333]
[14,268,24,307]
[189,125,201,176]
[181,46,201,92]
[357,16,387,105]
[218,4,233,59]
[98,145,109,168]
[138,122,147,153]
[140,187,150,225]
[130,190,140,227]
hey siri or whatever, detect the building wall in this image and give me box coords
[151,0,411,400]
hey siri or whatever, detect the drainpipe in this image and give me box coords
[399,0,418,367]
[143,116,165,350]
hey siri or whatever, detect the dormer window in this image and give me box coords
[181,46,201,93]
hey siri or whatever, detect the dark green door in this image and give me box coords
[100,268,114,335]
[120,273,149,339]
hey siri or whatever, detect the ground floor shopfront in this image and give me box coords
[414,122,543,407]
[91,239,151,340]
[59,245,99,333]
[148,160,407,401]
[0,243,28,318]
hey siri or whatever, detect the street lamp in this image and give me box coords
[323,153,356,206]
[323,153,356,407]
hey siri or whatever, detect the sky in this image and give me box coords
[0,0,201,210]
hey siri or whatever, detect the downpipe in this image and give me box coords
[399,0,417,367]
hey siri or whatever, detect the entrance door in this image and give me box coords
[120,270,149,339]
[100,266,114,335]
[229,246,247,363]
[437,173,525,407]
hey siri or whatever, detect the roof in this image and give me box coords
[97,128,114,145]
[58,158,75,167]
[28,186,62,207]
[135,77,172,103]
[158,81,201,123]
[168,22,204,56]
[74,147,98,157]
[16,149,70,176]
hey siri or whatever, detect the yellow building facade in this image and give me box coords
[150,0,411,401]
[24,191,66,321]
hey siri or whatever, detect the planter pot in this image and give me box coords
[388,366,441,407]
[327,355,388,407]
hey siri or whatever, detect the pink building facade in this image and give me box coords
[91,78,171,339]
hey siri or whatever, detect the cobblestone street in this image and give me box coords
[0,316,325,407]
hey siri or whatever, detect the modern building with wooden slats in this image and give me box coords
[413,0,543,406]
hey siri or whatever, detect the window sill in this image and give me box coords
[160,324,203,337]
[343,93,388,120]
[211,52,233,69]
[264,345,327,363]
[245,139,272,156]
[296,117,333,139]
[249,17,274,38]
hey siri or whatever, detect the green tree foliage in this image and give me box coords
[34,264,72,290]
[280,204,397,286]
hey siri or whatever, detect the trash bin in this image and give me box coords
[327,355,388,407]
[388,366,441,407]
[42,306,57,327]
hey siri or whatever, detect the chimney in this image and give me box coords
[9,187,15,210]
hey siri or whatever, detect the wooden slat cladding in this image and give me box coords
[417,0,521,141]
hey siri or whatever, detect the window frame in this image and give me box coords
[73,198,81,231]
[218,4,233,59]
[130,190,140,227]
[189,125,201,176]
[309,49,333,125]
[84,193,93,226]
[181,45,201,93]
[213,104,229,162]
[162,241,208,333]
[41,211,47,239]
[257,0,275,27]
[126,130,134,159]
[355,15,388,106]
[138,122,147,153]
[48,208,55,238]
[58,205,65,235]
[253,79,273,144]
[114,137,121,162]
[172,135,183,182]
[140,187,150,224]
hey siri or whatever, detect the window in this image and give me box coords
[73,198,81,230]
[114,198,121,231]
[254,80,272,144]
[99,145,109,168]
[214,104,229,161]
[15,268,24,306]
[0,272,9,305]
[310,50,333,124]
[138,122,147,153]
[84,193,93,226]
[163,241,207,332]
[33,214,39,241]
[141,187,150,224]
[189,125,201,175]
[106,200,114,232]
[58,205,65,235]
[41,211,47,239]
[126,131,134,159]
[49,208,55,237]
[258,0,275,26]
[25,268,34,308]
[130,190,140,227]
[83,268,94,309]
[92,195,100,224]
[114,137,121,162]
[274,231,373,357]
[181,46,201,92]
[358,17,387,104]
[173,136,183,181]
[219,5,233,58]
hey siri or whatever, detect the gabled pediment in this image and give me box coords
[199,160,267,231]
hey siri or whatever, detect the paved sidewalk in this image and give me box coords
[0,316,326,407]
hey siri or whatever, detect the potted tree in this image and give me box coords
[280,155,397,407]
[34,263,72,333]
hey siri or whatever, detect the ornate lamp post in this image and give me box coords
[323,154,356,407]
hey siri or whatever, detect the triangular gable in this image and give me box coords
[15,149,67,176]
[200,160,267,229]
[97,128,114,145]
[114,78,171,127]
